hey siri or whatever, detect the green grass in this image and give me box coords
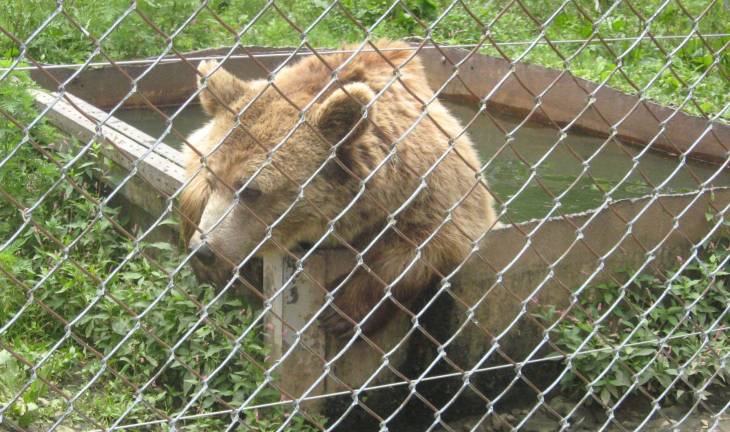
[1,0,728,119]
[0,0,728,428]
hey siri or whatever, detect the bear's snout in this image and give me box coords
[189,242,216,265]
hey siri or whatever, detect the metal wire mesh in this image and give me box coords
[0,1,728,431]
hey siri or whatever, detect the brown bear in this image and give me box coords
[180,40,498,336]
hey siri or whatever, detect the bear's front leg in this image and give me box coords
[319,233,438,338]
[320,268,394,337]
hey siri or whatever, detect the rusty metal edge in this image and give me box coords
[416,45,729,165]
[28,44,729,166]
[29,46,296,110]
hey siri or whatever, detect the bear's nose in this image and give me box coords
[191,243,216,265]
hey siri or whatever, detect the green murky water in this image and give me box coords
[115,104,206,150]
[116,101,729,221]
[444,101,729,221]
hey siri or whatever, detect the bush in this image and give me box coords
[537,236,729,407]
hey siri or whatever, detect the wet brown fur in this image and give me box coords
[180,39,498,335]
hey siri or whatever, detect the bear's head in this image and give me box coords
[181,59,376,272]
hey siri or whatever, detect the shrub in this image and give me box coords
[537,236,729,407]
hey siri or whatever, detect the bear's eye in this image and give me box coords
[234,180,262,201]
[206,175,218,191]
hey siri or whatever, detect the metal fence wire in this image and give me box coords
[0,0,729,431]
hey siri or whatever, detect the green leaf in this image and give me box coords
[121,272,143,281]
[600,387,612,405]
[146,242,174,251]
[111,319,129,335]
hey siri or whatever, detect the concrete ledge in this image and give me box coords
[31,89,185,199]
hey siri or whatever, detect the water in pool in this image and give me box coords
[115,104,207,150]
[116,101,729,221]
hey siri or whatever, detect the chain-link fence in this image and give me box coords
[0,1,729,431]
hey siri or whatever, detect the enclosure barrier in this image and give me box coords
[0,1,729,431]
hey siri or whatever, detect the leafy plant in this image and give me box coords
[536,236,729,406]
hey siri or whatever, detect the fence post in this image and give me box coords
[263,252,327,412]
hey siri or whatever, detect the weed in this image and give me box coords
[535,236,729,406]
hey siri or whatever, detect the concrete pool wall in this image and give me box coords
[29,44,730,424]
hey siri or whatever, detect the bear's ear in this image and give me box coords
[313,82,375,176]
[197,60,247,116]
